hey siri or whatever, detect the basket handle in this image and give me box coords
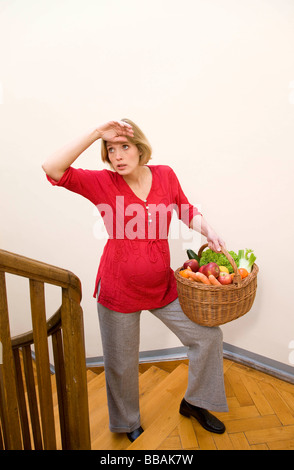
[197,244,242,286]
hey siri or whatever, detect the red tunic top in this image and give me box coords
[47,165,201,312]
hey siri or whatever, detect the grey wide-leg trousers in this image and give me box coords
[97,297,228,433]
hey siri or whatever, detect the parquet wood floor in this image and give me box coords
[88,358,294,451]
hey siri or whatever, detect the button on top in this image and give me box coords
[144,199,152,225]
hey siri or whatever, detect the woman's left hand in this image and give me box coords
[189,215,226,253]
[206,228,226,253]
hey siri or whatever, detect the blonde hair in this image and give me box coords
[101,118,152,166]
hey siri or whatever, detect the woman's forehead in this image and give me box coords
[106,138,131,147]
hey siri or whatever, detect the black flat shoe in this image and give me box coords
[179,398,225,434]
[126,426,144,442]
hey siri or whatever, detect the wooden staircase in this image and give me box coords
[52,359,294,450]
[0,249,91,450]
[92,363,188,450]
[1,249,294,451]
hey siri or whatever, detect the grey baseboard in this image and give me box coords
[222,343,294,384]
[86,343,294,385]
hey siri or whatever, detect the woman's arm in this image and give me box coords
[190,214,226,253]
[42,121,133,181]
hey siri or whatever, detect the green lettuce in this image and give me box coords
[199,249,239,274]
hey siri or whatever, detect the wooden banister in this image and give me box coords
[11,307,62,349]
[0,249,91,450]
[0,249,81,294]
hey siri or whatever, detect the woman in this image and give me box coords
[42,119,228,442]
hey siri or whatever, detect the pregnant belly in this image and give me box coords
[121,240,171,290]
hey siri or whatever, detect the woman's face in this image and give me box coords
[106,140,141,175]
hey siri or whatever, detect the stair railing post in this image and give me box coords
[0,272,22,449]
[61,282,91,450]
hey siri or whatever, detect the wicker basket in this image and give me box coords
[175,244,259,327]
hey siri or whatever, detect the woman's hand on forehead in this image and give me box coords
[97,120,134,142]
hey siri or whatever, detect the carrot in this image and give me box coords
[186,271,199,282]
[195,272,211,285]
[208,274,222,286]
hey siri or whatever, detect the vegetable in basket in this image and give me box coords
[237,249,256,273]
[199,249,239,274]
[186,249,200,263]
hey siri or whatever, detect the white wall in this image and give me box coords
[1,0,294,367]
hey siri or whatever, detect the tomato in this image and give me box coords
[238,268,248,279]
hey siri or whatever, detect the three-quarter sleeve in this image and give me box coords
[46,167,108,206]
